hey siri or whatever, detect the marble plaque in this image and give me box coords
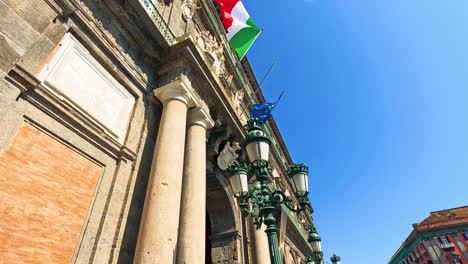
[38,33,135,142]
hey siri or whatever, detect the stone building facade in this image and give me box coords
[0,0,316,263]
[388,206,468,264]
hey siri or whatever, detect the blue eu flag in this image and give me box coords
[249,91,284,125]
[250,102,275,124]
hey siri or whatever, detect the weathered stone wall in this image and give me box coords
[0,0,164,262]
[0,0,63,76]
[0,0,314,263]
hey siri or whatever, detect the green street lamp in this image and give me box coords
[307,223,323,264]
[227,119,312,264]
[330,254,341,264]
[306,255,316,264]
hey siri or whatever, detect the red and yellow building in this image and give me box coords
[389,206,468,264]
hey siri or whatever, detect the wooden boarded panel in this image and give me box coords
[0,122,102,263]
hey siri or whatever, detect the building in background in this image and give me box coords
[0,0,319,263]
[388,206,468,264]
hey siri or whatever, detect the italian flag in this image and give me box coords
[216,0,261,59]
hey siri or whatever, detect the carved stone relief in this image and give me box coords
[298,214,308,232]
[193,27,251,123]
[181,0,199,22]
[274,175,290,198]
[207,125,232,159]
[194,30,233,82]
[231,88,245,118]
[217,141,241,170]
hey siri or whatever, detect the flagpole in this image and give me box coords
[259,62,275,87]
[252,62,276,98]
[274,90,285,105]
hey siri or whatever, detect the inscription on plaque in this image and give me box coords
[38,33,135,142]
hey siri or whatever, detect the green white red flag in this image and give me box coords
[215,0,261,59]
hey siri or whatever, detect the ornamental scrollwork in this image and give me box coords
[240,185,310,230]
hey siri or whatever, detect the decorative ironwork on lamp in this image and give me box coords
[226,118,313,264]
[307,222,323,264]
[306,255,316,264]
[331,254,341,264]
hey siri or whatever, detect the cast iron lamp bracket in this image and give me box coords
[237,166,311,230]
[226,117,314,264]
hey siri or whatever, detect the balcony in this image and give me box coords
[439,243,455,249]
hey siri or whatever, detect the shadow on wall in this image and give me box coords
[116,94,162,263]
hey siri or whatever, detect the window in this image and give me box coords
[439,236,450,244]
[419,244,426,254]
[463,232,468,240]
[451,255,461,264]
[414,247,421,258]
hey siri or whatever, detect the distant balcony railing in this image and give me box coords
[139,0,176,45]
[439,242,455,249]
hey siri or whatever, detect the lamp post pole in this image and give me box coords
[247,162,284,264]
[227,119,312,264]
[263,206,282,263]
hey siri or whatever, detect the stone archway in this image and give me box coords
[206,212,213,264]
[206,164,243,263]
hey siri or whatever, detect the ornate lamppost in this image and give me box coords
[306,223,323,264]
[226,119,312,264]
[305,256,316,264]
[330,254,341,264]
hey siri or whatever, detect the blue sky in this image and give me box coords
[244,0,468,263]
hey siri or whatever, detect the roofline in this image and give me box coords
[388,229,418,264]
[388,217,468,263]
[429,205,468,215]
[415,216,468,230]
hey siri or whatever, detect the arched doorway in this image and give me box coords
[206,165,243,263]
[206,212,212,264]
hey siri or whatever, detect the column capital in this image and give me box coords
[188,106,215,129]
[154,75,207,108]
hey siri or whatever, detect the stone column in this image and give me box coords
[176,106,214,264]
[253,223,271,264]
[134,79,198,264]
